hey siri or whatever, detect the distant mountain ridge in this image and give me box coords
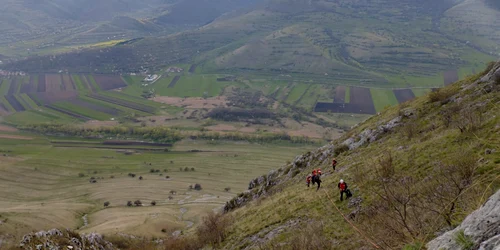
[4,0,498,88]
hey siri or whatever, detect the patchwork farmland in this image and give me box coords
[314,86,433,114]
[1,70,458,124]
[0,74,159,124]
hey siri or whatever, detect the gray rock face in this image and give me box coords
[20,229,114,250]
[427,190,500,250]
[343,116,402,150]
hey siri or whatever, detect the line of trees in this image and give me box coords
[20,124,183,143]
[19,124,319,145]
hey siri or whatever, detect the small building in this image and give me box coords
[166,67,184,73]
[144,74,158,82]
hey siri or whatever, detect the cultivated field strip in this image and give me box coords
[35,91,78,105]
[45,74,63,92]
[334,86,346,103]
[16,95,32,110]
[92,75,127,90]
[68,98,121,115]
[20,77,31,93]
[350,87,376,114]
[393,89,416,103]
[27,93,43,106]
[88,93,156,114]
[168,76,181,88]
[81,75,97,92]
[7,78,19,95]
[45,105,91,120]
[189,64,197,73]
[37,74,46,92]
[61,75,75,90]
[0,103,9,113]
[5,95,25,111]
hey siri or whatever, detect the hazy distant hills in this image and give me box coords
[0,0,259,56]
[3,0,499,87]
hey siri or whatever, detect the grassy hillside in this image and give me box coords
[0,0,257,58]
[215,62,500,249]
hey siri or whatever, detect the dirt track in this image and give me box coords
[0,134,33,140]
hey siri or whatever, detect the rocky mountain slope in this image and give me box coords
[218,61,500,249]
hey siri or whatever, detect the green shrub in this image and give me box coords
[334,144,350,155]
[429,88,456,103]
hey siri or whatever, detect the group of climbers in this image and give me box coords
[306,158,352,201]
[306,168,322,191]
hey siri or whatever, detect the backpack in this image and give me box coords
[312,175,320,184]
[346,189,353,198]
[339,182,346,191]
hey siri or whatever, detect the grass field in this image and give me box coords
[285,83,309,104]
[370,89,399,112]
[344,87,350,103]
[152,75,235,97]
[0,133,314,239]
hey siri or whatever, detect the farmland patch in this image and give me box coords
[168,76,181,88]
[92,75,127,90]
[189,64,197,73]
[0,134,33,140]
[5,95,25,112]
[68,98,121,115]
[37,74,46,92]
[45,105,91,120]
[393,89,416,104]
[62,75,75,90]
[35,90,78,105]
[334,86,346,103]
[7,78,19,95]
[45,74,63,92]
[152,96,227,109]
[370,89,398,112]
[0,124,17,132]
[20,77,32,93]
[314,102,376,114]
[349,87,376,114]
[81,75,97,92]
[88,93,156,114]
[0,79,11,95]
[443,70,459,86]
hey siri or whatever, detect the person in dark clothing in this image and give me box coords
[311,170,321,191]
[306,174,312,187]
[332,158,337,170]
[338,179,348,201]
